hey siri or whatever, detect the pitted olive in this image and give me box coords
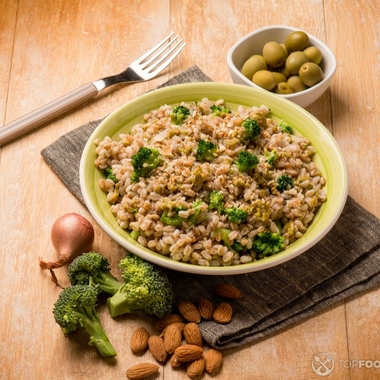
[241,54,268,79]
[286,51,309,75]
[252,70,277,91]
[299,62,324,86]
[263,41,287,68]
[285,31,310,52]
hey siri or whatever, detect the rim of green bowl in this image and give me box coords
[80,82,348,275]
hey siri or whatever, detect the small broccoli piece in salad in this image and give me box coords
[236,150,259,173]
[252,231,285,257]
[131,147,162,182]
[279,120,293,134]
[195,139,217,162]
[210,104,232,117]
[170,105,190,125]
[241,117,261,140]
[276,174,294,192]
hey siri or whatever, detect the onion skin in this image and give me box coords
[39,213,95,281]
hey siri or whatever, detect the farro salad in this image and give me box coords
[94,98,327,267]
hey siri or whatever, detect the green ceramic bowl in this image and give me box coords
[80,82,347,275]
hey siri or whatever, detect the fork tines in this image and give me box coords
[134,32,186,77]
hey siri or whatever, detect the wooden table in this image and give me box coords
[1,1,379,379]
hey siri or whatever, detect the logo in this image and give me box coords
[312,353,335,376]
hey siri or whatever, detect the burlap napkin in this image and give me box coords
[41,66,380,350]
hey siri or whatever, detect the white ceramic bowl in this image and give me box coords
[80,82,347,275]
[227,25,337,108]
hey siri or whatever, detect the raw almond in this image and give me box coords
[215,283,242,299]
[174,344,204,362]
[130,327,150,354]
[126,362,159,380]
[148,335,167,363]
[178,300,201,323]
[205,348,223,374]
[169,354,184,368]
[213,302,233,324]
[163,324,182,354]
[159,322,185,338]
[186,356,206,379]
[183,322,203,347]
[154,314,183,331]
[197,298,214,320]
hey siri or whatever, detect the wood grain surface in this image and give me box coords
[1,1,379,379]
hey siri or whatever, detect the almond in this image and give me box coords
[163,324,182,354]
[148,335,167,363]
[169,354,184,368]
[197,298,214,320]
[215,283,242,299]
[174,344,204,362]
[178,301,201,323]
[186,356,206,379]
[159,322,185,338]
[183,322,203,347]
[126,363,159,380]
[213,302,233,324]
[204,348,223,374]
[130,327,150,354]
[154,314,183,331]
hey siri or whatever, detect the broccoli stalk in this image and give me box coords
[241,117,261,140]
[252,231,285,257]
[236,150,259,173]
[53,284,117,357]
[68,252,122,295]
[107,254,174,318]
[131,147,162,182]
[195,139,217,161]
[170,105,190,125]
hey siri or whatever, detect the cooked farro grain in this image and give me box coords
[94,98,327,267]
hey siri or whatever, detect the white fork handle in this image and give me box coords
[0,82,98,146]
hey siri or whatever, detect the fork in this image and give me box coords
[0,32,185,146]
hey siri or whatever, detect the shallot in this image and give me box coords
[39,212,95,286]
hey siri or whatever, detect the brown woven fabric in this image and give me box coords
[41,66,380,349]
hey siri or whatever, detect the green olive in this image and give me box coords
[299,62,324,86]
[262,41,287,68]
[286,51,309,75]
[280,43,289,57]
[279,65,291,78]
[287,75,308,93]
[273,82,294,94]
[303,46,323,65]
[241,54,268,79]
[252,70,277,91]
[285,30,310,52]
[272,72,288,83]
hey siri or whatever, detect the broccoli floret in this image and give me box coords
[241,117,261,140]
[252,231,285,257]
[236,150,259,173]
[68,252,122,295]
[170,105,190,125]
[195,139,217,161]
[276,174,294,192]
[210,105,231,117]
[104,167,117,183]
[53,284,117,357]
[107,255,174,318]
[224,207,248,224]
[264,149,278,168]
[160,200,207,227]
[208,190,225,214]
[279,120,293,134]
[231,241,244,253]
[131,147,162,182]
